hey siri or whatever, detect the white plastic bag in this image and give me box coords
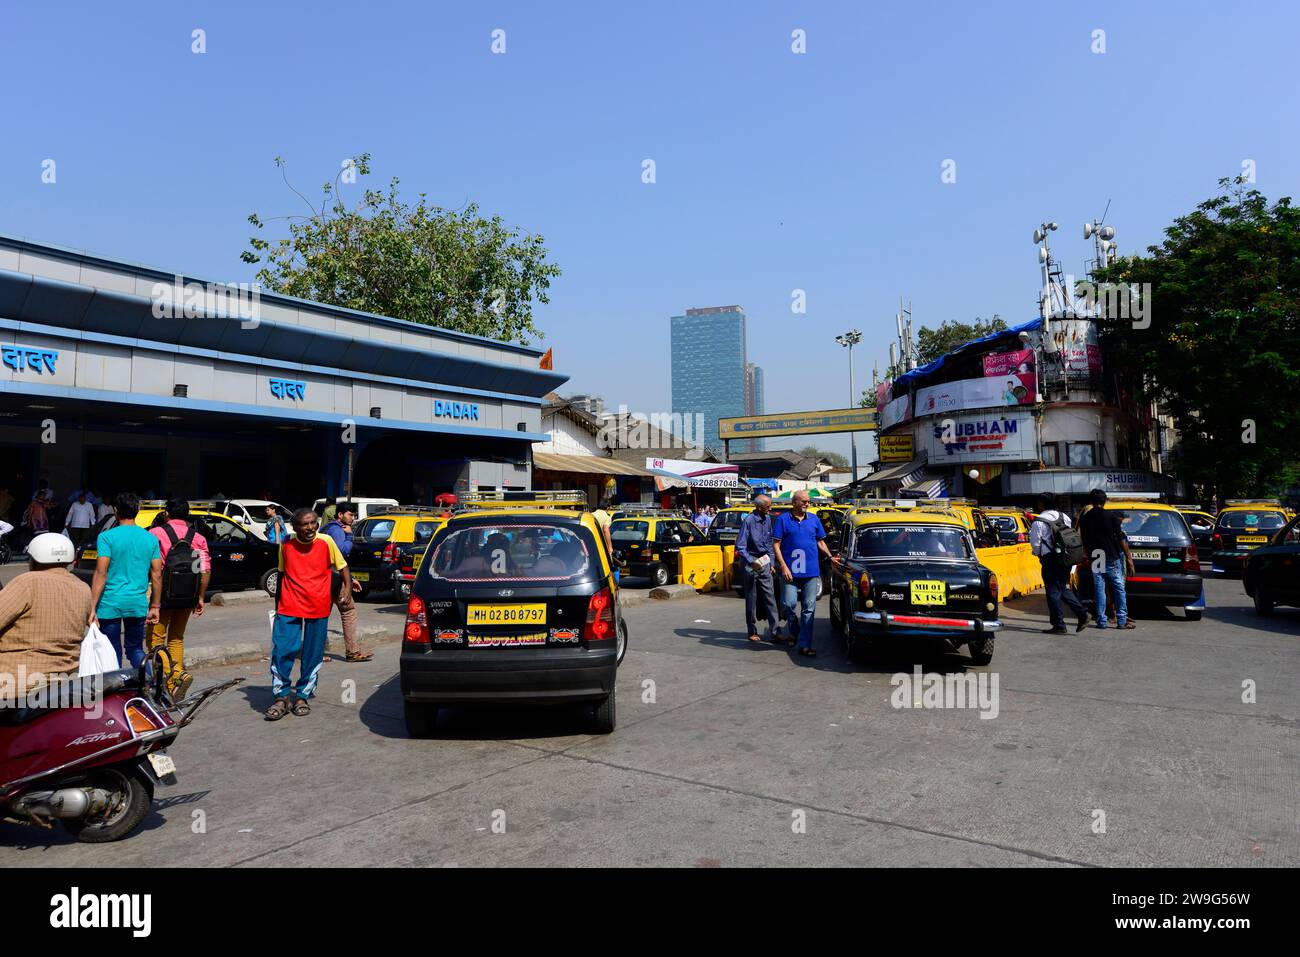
[78,620,120,677]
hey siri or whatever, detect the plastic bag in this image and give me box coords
[78,620,120,677]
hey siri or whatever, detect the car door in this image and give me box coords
[1258,517,1300,603]
[197,516,256,589]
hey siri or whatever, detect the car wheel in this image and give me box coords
[404,700,437,738]
[650,564,670,587]
[616,619,628,665]
[593,683,617,734]
[1254,586,1275,617]
[1185,609,1203,622]
[829,587,842,629]
[968,636,994,666]
[259,568,279,597]
[62,766,154,843]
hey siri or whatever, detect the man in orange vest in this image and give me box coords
[264,508,355,720]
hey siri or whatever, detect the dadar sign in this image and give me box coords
[926,410,1037,463]
[434,399,481,421]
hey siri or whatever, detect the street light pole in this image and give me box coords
[836,329,863,482]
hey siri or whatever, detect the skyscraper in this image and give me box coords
[671,305,763,454]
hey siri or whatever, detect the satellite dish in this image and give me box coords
[1100,226,1115,240]
[1048,221,1059,231]
[1084,223,1094,239]
[1033,228,1044,243]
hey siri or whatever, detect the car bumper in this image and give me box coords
[1119,572,1204,606]
[1210,551,1254,575]
[400,646,617,705]
[852,610,1000,638]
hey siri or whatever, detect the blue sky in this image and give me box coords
[3,1,1297,458]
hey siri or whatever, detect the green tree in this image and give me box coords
[914,315,1006,365]
[1095,178,1300,499]
[798,446,850,469]
[241,154,560,344]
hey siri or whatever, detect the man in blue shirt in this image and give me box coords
[735,494,781,643]
[772,490,832,657]
[319,502,371,662]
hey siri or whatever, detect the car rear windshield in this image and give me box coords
[611,520,649,543]
[987,515,1019,532]
[354,519,395,541]
[1115,509,1190,544]
[710,511,745,530]
[425,524,593,582]
[854,525,973,560]
[1218,511,1286,530]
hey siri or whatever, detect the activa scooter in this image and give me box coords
[0,649,241,842]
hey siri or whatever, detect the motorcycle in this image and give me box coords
[0,649,242,842]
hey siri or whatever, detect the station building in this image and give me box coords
[0,234,566,520]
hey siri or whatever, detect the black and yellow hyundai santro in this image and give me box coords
[400,492,628,736]
[828,506,1001,665]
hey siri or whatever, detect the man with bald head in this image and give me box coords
[735,493,782,643]
[773,490,832,657]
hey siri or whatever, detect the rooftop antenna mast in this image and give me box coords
[1084,201,1117,280]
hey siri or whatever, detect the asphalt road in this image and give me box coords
[3,578,1296,867]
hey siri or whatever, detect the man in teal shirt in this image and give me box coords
[90,492,162,668]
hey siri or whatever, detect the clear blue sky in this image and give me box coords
[4,1,1297,459]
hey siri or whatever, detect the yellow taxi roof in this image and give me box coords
[1104,499,1181,511]
[849,508,967,529]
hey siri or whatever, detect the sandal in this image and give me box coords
[1119,622,1136,629]
[772,633,797,646]
[291,698,311,716]
[263,697,291,721]
[345,650,374,662]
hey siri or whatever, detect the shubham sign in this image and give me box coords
[720,407,878,441]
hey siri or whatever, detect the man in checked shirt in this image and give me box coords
[0,532,95,695]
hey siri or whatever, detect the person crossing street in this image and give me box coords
[148,498,211,699]
[320,502,371,662]
[772,490,832,657]
[735,494,782,643]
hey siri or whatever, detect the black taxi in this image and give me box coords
[608,509,711,587]
[1243,512,1300,616]
[400,492,628,736]
[347,506,449,598]
[1210,500,1291,576]
[828,506,1000,665]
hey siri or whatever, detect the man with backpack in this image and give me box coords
[1029,493,1088,634]
[148,498,211,699]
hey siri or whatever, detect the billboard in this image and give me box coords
[878,434,915,463]
[924,410,1037,464]
[646,458,744,489]
[719,407,878,441]
[878,394,911,430]
[915,370,1036,418]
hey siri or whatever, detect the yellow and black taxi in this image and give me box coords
[828,506,1001,666]
[400,491,627,736]
[984,506,1032,545]
[74,503,279,595]
[348,506,450,598]
[704,505,752,546]
[1243,512,1300,616]
[1211,500,1291,577]
[908,498,1002,549]
[609,509,712,587]
[1074,498,1205,621]
[1173,504,1216,553]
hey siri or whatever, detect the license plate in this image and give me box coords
[82,549,97,560]
[467,603,547,625]
[1237,536,1267,544]
[467,632,546,648]
[1130,549,1161,561]
[351,571,370,582]
[910,580,947,605]
[147,752,176,776]
[414,553,424,569]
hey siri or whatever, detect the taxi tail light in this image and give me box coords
[382,542,399,564]
[857,571,871,601]
[584,587,615,643]
[404,595,430,644]
[1015,531,1028,544]
[1212,532,1223,550]
[1183,544,1201,572]
[988,572,999,603]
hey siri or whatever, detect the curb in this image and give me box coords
[210,590,272,606]
[187,624,401,670]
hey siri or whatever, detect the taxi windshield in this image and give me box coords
[1115,509,1190,544]
[611,520,650,543]
[1219,511,1285,530]
[710,511,746,530]
[426,524,591,582]
[854,525,972,560]
[987,515,1019,532]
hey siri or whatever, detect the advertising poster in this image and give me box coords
[925,410,1037,463]
[982,348,1037,404]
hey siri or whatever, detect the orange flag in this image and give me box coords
[540,347,553,370]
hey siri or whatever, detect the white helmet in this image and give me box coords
[28,532,76,565]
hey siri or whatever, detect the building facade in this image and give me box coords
[670,305,763,454]
[0,234,567,520]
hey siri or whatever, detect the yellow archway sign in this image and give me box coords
[719,407,878,441]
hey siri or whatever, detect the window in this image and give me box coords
[1218,511,1286,531]
[355,519,396,541]
[853,525,973,560]
[427,524,591,581]
[414,522,438,543]
[1041,443,1060,467]
[611,521,650,542]
[1067,442,1095,467]
[1114,509,1190,545]
[199,518,247,543]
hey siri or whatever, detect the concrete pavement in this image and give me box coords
[1,578,1296,867]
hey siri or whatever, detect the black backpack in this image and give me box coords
[1046,514,1086,566]
[160,524,202,609]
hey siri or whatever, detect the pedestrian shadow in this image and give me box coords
[671,626,788,654]
[357,674,603,742]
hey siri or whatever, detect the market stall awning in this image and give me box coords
[533,452,655,477]
[899,473,949,499]
[858,457,927,487]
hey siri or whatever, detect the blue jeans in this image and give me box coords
[270,614,330,700]
[781,576,819,650]
[100,616,147,669]
[1093,558,1128,627]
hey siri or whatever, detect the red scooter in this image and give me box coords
[1,650,241,843]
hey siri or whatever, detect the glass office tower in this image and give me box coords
[671,305,763,454]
